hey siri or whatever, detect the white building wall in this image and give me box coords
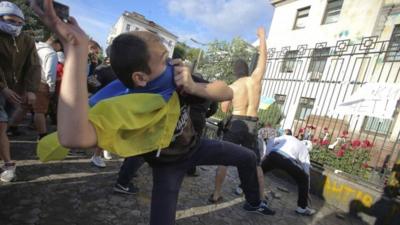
[264,0,400,141]
[268,0,383,49]
[107,14,178,57]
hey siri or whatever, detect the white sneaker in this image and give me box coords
[1,165,16,182]
[91,155,106,168]
[103,150,112,160]
[295,206,316,216]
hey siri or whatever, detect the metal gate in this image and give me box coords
[259,36,400,185]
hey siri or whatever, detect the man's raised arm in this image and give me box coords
[30,0,97,148]
[251,27,267,83]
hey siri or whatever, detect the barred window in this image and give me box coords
[281,50,298,73]
[295,97,315,121]
[308,47,330,81]
[385,25,400,62]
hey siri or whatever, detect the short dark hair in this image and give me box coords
[110,32,152,88]
[89,39,101,49]
[233,59,249,78]
[284,129,292,135]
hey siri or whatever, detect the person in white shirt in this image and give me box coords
[261,129,316,216]
[34,35,61,139]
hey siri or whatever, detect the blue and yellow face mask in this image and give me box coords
[89,61,176,107]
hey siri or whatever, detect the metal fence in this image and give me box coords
[204,36,400,186]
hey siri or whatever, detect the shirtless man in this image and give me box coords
[210,27,270,205]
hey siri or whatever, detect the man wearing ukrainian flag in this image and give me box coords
[30,1,275,224]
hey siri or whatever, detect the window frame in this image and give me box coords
[280,50,299,73]
[385,24,400,62]
[295,97,315,121]
[322,0,344,25]
[293,6,311,30]
[125,23,131,32]
[362,100,400,135]
[308,47,330,81]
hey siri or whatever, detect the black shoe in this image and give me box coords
[113,183,139,195]
[243,201,275,215]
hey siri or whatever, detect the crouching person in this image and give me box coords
[261,129,316,216]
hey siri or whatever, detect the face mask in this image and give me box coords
[0,20,22,37]
[89,62,176,107]
[128,62,176,101]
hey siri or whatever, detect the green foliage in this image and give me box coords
[173,42,201,63]
[258,103,283,128]
[197,37,256,84]
[310,141,372,178]
[14,0,50,41]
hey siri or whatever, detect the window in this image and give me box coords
[322,0,344,24]
[385,25,400,62]
[293,6,310,29]
[274,94,286,108]
[125,24,131,32]
[295,97,315,121]
[274,94,287,116]
[281,50,298,73]
[363,100,400,134]
[308,47,330,81]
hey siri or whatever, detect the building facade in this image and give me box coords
[263,0,400,171]
[107,11,178,57]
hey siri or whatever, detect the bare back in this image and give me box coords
[221,27,267,118]
[230,76,262,117]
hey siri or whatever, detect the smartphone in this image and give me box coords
[26,0,69,21]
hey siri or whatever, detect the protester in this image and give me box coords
[261,129,316,216]
[34,35,61,139]
[210,27,272,209]
[0,1,41,182]
[258,122,277,143]
[30,2,275,225]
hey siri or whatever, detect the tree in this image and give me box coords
[258,103,283,129]
[173,42,201,63]
[14,0,50,41]
[197,37,256,84]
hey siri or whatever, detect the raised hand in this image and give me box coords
[257,27,266,39]
[28,0,89,50]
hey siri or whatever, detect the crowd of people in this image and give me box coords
[0,1,317,224]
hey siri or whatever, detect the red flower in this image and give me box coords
[323,127,328,131]
[312,138,319,144]
[336,149,345,157]
[362,162,369,169]
[299,128,305,133]
[340,143,348,150]
[361,140,373,148]
[351,139,361,148]
[320,140,330,146]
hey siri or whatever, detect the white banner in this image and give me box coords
[332,83,400,119]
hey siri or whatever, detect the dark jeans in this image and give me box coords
[117,156,145,186]
[261,152,309,208]
[149,139,260,225]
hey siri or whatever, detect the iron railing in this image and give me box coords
[202,36,400,186]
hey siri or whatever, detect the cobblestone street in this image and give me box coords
[0,126,372,225]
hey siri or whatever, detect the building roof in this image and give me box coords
[122,11,178,39]
[270,0,286,6]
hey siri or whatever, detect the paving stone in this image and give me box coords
[0,126,375,225]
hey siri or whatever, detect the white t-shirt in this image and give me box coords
[266,135,311,174]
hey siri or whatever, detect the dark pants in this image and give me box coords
[261,152,309,208]
[117,156,145,186]
[149,139,260,225]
